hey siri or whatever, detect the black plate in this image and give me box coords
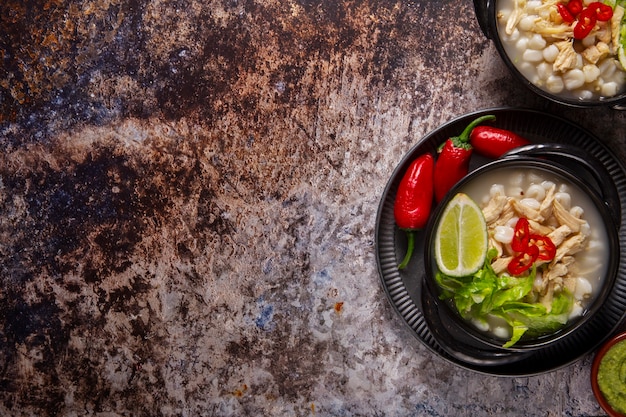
[375,108,626,376]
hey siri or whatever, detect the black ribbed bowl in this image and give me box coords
[375,108,626,375]
[423,151,620,352]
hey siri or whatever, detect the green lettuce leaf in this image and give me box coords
[435,250,575,348]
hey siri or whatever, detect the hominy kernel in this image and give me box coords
[564,69,585,90]
[542,44,559,63]
[583,65,601,83]
[546,75,565,93]
[602,81,619,97]
[523,49,544,63]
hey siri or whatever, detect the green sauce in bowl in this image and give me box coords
[598,339,626,415]
[592,332,626,417]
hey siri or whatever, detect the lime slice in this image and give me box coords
[434,193,488,277]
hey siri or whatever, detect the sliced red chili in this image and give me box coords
[511,218,531,252]
[588,2,613,21]
[508,245,539,276]
[574,7,598,39]
[529,234,557,261]
[557,3,575,23]
[566,0,583,16]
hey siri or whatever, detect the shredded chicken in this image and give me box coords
[582,42,611,65]
[554,41,578,72]
[553,199,586,233]
[483,195,509,224]
[547,224,572,247]
[543,262,568,284]
[540,285,554,311]
[553,234,586,262]
[512,198,544,222]
[528,219,553,236]
[532,21,573,39]
[492,256,513,275]
[596,25,612,45]
[563,277,577,294]
[489,237,504,257]
[482,178,593,311]
[612,6,625,54]
[538,183,556,220]
[506,0,528,36]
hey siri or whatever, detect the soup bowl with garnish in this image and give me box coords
[474,0,626,108]
[423,143,621,352]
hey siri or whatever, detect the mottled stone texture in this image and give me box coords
[1,0,626,416]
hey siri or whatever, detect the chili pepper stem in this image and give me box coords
[443,115,497,150]
[458,115,496,142]
[398,231,415,269]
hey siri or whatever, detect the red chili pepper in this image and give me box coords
[511,218,531,252]
[394,153,434,269]
[469,126,531,158]
[557,3,575,23]
[588,2,613,21]
[508,245,539,276]
[566,0,583,16]
[507,218,557,275]
[574,7,598,39]
[529,234,557,261]
[433,115,496,202]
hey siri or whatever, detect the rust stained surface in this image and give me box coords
[1,0,625,416]
[2,0,469,128]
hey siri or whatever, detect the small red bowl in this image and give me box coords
[591,332,626,417]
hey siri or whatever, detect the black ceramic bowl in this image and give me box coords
[423,144,621,351]
[591,331,626,417]
[473,0,626,108]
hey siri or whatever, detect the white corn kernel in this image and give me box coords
[599,59,617,78]
[523,49,544,63]
[490,184,505,198]
[494,225,514,244]
[528,33,546,49]
[575,277,592,300]
[546,75,564,93]
[520,198,541,209]
[516,37,529,52]
[543,44,559,63]
[582,34,596,48]
[555,192,571,209]
[583,64,600,83]
[519,15,537,31]
[602,81,619,96]
[526,184,546,201]
[564,69,585,90]
[536,62,552,80]
[570,206,585,218]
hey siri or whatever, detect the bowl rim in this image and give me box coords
[591,331,626,417]
[423,156,621,351]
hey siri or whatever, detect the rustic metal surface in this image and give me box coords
[1,0,626,416]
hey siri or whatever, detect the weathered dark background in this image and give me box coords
[1,0,625,415]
